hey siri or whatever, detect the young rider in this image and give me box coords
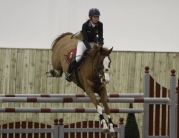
[65,8,104,82]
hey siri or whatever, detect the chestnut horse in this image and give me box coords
[46,32,115,137]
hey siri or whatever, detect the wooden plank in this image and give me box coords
[82,121,87,138]
[9,49,17,94]
[134,52,143,136]
[94,121,100,138]
[2,124,7,138]
[161,87,167,136]
[2,49,11,94]
[178,79,179,138]
[149,76,154,135]
[27,50,36,122]
[45,50,53,124]
[28,122,33,138]
[108,51,120,124]
[9,49,17,125]
[21,50,30,122]
[157,52,167,135]
[175,53,179,79]
[33,49,41,123]
[2,50,11,123]
[15,122,20,138]
[47,125,52,138]
[40,123,45,138]
[155,82,160,135]
[113,123,118,138]
[9,122,14,138]
[89,121,93,138]
[111,52,121,123]
[159,53,167,88]
[152,52,161,135]
[0,49,3,94]
[0,49,5,125]
[76,121,81,138]
[117,52,129,123]
[39,50,48,124]
[70,123,75,138]
[51,49,60,121]
[64,124,69,138]
[21,121,26,138]
[177,78,179,138]
[15,49,24,123]
[127,52,136,94]
[51,76,60,121]
[34,122,39,138]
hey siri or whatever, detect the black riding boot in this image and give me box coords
[65,59,77,82]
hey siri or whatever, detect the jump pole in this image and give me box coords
[0,108,143,113]
[0,97,169,104]
[0,93,143,98]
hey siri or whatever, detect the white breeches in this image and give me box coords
[75,40,94,62]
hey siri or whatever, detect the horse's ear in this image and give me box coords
[108,47,113,54]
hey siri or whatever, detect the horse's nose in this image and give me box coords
[105,80,110,84]
[102,78,110,84]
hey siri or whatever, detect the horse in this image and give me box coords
[46,32,115,137]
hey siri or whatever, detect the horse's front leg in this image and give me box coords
[99,88,116,137]
[85,88,109,134]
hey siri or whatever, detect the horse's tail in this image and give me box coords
[51,32,73,51]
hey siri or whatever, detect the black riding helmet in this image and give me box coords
[89,8,100,17]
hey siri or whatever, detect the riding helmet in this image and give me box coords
[89,8,100,16]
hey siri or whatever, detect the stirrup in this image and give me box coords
[65,72,72,82]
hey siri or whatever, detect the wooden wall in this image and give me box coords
[0,48,179,136]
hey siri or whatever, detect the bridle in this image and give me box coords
[93,54,111,83]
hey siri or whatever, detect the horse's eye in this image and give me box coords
[105,69,108,72]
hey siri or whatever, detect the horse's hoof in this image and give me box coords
[102,128,109,134]
[46,72,53,77]
[108,132,116,137]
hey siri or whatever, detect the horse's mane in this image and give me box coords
[89,45,109,57]
[51,32,73,51]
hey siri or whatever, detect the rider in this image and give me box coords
[65,8,104,82]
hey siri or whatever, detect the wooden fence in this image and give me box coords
[1,48,179,137]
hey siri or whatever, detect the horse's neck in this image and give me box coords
[90,52,100,69]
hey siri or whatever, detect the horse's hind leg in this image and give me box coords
[85,89,109,134]
[98,88,116,137]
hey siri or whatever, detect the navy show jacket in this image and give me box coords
[81,20,104,50]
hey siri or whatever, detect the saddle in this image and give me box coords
[65,48,89,92]
[65,48,89,70]
[71,31,83,41]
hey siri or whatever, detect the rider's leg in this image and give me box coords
[76,41,94,62]
[65,59,77,82]
[65,40,86,82]
[76,40,87,62]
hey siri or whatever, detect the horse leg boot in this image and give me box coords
[107,115,115,137]
[100,103,115,137]
[46,68,63,77]
[86,90,109,134]
[97,105,109,134]
[98,90,116,137]
[65,59,77,82]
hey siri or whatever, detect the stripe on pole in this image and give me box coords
[0,97,169,104]
[0,108,144,113]
[0,93,143,98]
